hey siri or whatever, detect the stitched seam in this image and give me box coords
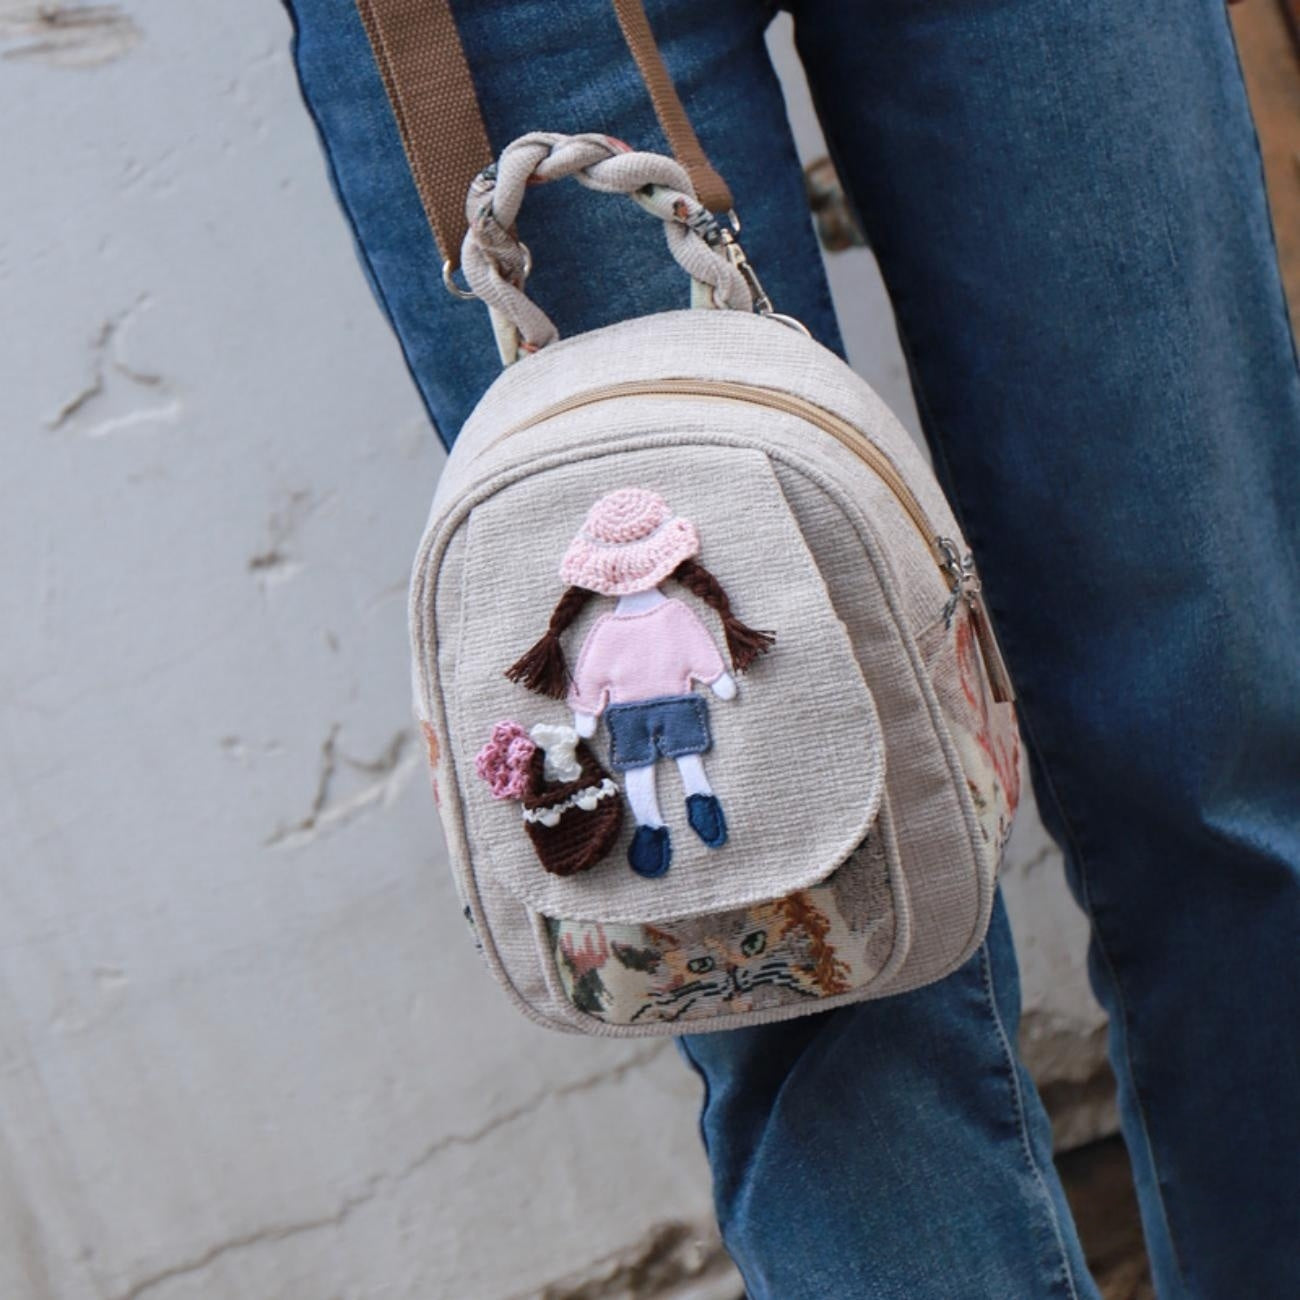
[993,696,1185,1284]
[674,1039,764,1300]
[1047,758,1184,1285]
[978,940,1083,1300]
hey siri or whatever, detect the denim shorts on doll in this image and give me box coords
[604,693,712,771]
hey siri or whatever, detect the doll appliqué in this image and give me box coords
[507,487,774,879]
[474,721,623,877]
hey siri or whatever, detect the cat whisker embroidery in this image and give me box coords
[629,976,729,1021]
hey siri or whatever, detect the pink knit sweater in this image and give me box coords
[567,598,726,715]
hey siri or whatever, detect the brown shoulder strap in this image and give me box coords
[609,0,734,215]
[355,0,734,273]
[354,0,492,273]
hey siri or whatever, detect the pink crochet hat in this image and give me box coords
[560,488,700,596]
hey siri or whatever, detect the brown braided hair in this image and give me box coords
[505,561,775,699]
[670,559,775,672]
[504,585,594,700]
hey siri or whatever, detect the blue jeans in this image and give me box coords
[605,694,713,771]
[286,1,1300,1294]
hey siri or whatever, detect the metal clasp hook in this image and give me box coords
[714,211,810,336]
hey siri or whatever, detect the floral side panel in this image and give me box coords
[919,601,1022,853]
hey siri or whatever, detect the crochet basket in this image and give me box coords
[521,742,623,878]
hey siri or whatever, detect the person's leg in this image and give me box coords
[284,1,1096,1292]
[791,0,1300,1292]
[682,895,1097,1299]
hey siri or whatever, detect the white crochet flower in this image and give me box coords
[529,722,583,783]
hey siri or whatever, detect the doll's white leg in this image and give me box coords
[623,764,664,828]
[675,753,714,798]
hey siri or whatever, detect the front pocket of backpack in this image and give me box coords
[446,443,891,929]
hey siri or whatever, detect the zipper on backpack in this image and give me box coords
[488,377,1016,702]
[935,539,1017,704]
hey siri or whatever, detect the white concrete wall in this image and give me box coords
[1,5,1105,1298]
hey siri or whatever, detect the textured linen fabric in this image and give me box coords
[547,807,902,1026]
[411,310,998,1003]
[407,312,994,1029]
[288,0,1300,1293]
[440,310,962,641]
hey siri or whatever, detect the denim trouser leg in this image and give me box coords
[788,1,1300,1294]
[679,895,1095,1298]
[285,0,1300,1294]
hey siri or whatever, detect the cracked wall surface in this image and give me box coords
[1,6,1108,1299]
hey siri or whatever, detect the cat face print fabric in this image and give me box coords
[547,827,899,1025]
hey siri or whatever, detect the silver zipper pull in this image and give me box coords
[966,588,1016,704]
[936,538,1017,705]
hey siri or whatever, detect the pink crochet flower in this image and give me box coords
[475,721,536,801]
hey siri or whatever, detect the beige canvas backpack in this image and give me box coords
[363,0,1023,1036]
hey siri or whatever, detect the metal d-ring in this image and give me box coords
[442,242,533,302]
[442,260,477,301]
[514,241,533,286]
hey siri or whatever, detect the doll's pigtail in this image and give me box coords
[672,559,775,672]
[505,586,593,699]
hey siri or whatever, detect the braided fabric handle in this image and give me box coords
[460,133,754,357]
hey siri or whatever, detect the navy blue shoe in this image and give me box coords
[628,825,672,878]
[686,794,728,848]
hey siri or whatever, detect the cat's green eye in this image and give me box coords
[687,956,715,975]
[740,930,767,957]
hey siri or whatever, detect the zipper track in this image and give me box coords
[478,375,1017,701]
[486,377,945,571]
